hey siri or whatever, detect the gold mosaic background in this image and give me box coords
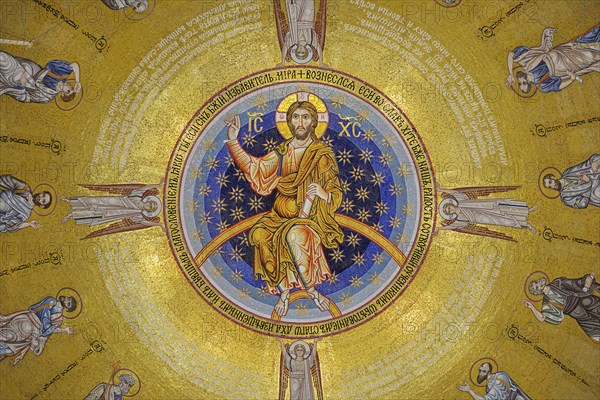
[1,0,598,399]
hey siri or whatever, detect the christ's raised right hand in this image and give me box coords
[226,114,241,141]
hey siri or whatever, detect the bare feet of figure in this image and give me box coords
[307,288,330,312]
[274,290,290,316]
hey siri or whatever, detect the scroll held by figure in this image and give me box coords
[226,93,343,317]
[437,186,538,242]
[523,272,599,343]
[61,182,164,239]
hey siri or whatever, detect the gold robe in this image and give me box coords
[228,135,343,292]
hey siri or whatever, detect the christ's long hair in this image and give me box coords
[286,101,319,135]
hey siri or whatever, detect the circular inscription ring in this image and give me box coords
[164,67,436,338]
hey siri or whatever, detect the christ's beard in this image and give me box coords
[294,126,313,140]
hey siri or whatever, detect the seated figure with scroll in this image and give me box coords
[226,94,343,317]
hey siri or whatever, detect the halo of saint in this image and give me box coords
[122,0,155,21]
[56,287,83,319]
[111,368,141,397]
[509,65,538,98]
[523,271,551,303]
[469,357,499,388]
[54,78,84,111]
[32,183,58,216]
[538,167,562,199]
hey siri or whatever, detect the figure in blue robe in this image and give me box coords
[0,296,76,365]
[0,51,81,103]
[506,25,599,94]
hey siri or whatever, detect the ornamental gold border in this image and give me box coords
[163,67,436,338]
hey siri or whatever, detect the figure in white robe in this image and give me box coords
[61,183,163,239]
[437,186,537,241]
[0,175,51,232]
[101,0,148,13]
[0,51,81,103]
[275,0,327,66]
[543,154,600,209]
[84,374,135,400]
[458,362,531,400]
[0,296,75,365]
[278,339,323,400]
[506,25,600,94]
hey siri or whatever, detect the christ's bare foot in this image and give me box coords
[528,224,537,234]
[529,205,538,212]
[274,290,290,316]
[308,289,329,312]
